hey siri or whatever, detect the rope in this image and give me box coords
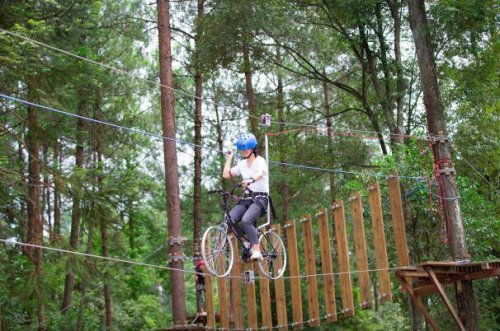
[452,145,500,196]
[266,127,425,141]
[200,295,384,331]
[25,243,166,330]
[0,93,421,180]
[1,238,404,280]
[1,29,428,141]
[0,239,200,276]
[269,160,422,180]
[0,29,260,122]
[0,93,224,154]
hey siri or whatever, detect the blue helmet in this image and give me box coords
[236,133,258,151]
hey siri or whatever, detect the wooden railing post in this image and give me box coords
[349,192,372,309]
[285,220,303,329]
[258,254,272,329]
[217,251,230,328]
[387,172,410,268]
[272,224,288,331]
[333,200,355,316]
[245,262,258,329]
[316,208,337,322]
[301,214,321,327]
[368,182,393,302]
[203,234,216,328]
[230,236,243,329]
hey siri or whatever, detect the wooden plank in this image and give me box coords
[396,271,440,331]
[216,251,229,328]
[203,234,216,329]
[230,236,243,329]
[245,262,258,329]
[367,182,393,302]
[316,208,338,321]
[349,193,372,309]
[258,256,273,329]
[425,267,466,331]
[285,220,303,329]
[332,201,355,316]
[387,172,410,268]
[414,268,500,296]
[301,214,321,327]
[271,224,288,331]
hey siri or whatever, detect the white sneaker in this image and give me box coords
[250,250,263,261]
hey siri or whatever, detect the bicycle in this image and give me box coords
[201,183,287,279]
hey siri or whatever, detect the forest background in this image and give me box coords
[0,0,499,330]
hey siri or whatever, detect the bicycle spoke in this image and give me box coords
[201,226,234,277]
[257,231,287,279]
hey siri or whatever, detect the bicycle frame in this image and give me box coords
[212,184,277,259]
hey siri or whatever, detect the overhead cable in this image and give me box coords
[0,29,427,140]
[0,93,420,180]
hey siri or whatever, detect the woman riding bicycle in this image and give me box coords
[222,133,268,261]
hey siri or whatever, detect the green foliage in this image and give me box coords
[1,0,499,329]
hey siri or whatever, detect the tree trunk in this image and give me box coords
[214,104,228,191]
[242,42,259,139]
[128,197,135,252]
[358,23,399,144]
[193,0,204,258]
[96,149,113,331]
[101,219,113,330]
[387,0,405,134]
[407,0,479,329]
[375,3,392,106]
[361,59,388,155]
[157,0,187,326]
[18,141,27,244]
[76,221,93,331]
[42,145,53,244]
[53,140,61,242]
[26,82,46,331]
[61,100,86,314]
[323,80,335,202]
[276,47,289,223]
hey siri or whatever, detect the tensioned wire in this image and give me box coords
[1,239,403,280]
[0,93,422,180]
[26,243,166,330]
[12,232,395,331]
[0,28,427,141]
[2,22,495,331]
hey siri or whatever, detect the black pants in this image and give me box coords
[229,197,268,245]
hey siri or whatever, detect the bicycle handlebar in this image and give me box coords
[207,183,242,196]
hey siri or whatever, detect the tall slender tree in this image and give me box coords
[157,0,187,326]
[276,47,289,223]
[408,0,479,329]
[61,98,87,314]
[193,0,204,259]
[26,80,46,331]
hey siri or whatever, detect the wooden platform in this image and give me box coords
[395,260,500,331]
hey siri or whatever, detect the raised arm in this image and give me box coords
[222,151,234,179]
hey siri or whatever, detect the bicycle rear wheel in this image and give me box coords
[257,230,287,279]
[201,226,234,278]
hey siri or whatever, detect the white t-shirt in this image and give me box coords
[230,156,269,193]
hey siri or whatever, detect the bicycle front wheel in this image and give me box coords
[201,226,234,278]
[257,230,287,279]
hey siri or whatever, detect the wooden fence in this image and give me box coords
[202,171,410,330]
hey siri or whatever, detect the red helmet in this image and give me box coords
[197,260,205,267]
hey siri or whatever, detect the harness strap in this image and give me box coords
[242,188,277,220]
